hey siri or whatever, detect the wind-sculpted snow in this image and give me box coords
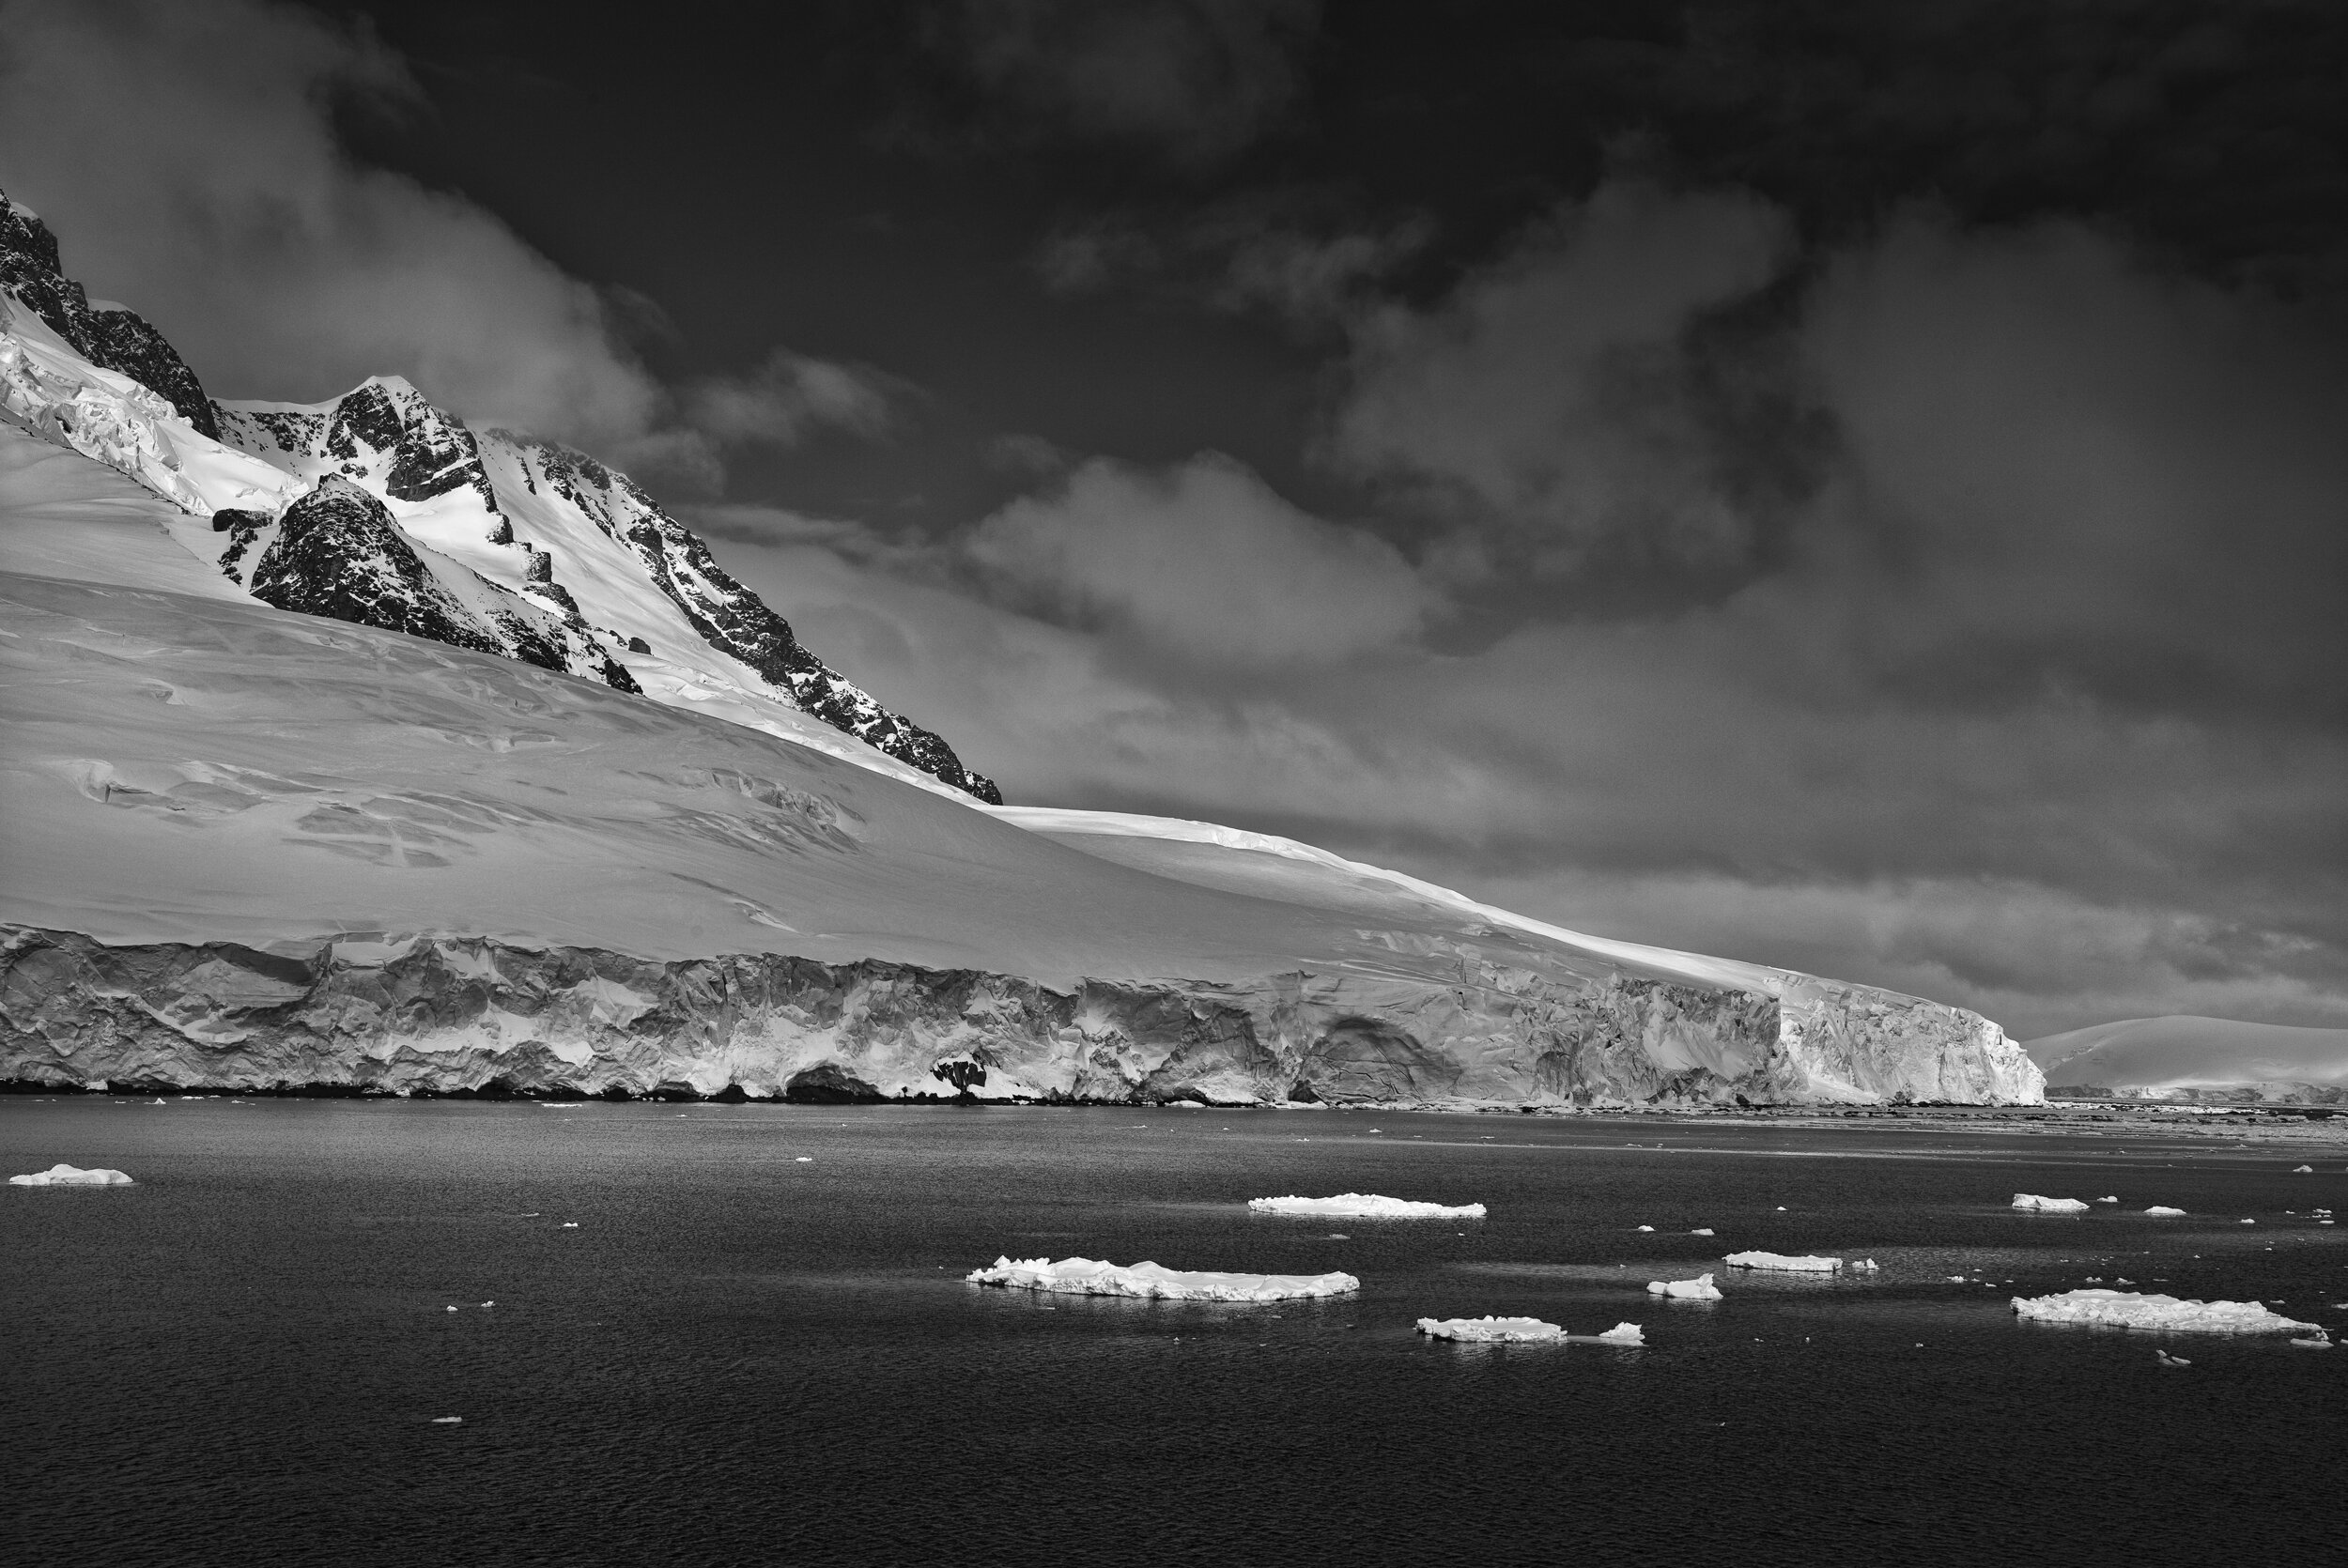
[1723,1252,1843,1273]
[2013,1290,2325,1338]
[8,1162,133,1187]
[1416,1316,1562,1342]
[968,1256,1359,1300]
[1248,1194,1487,1219]
[2012,1193,2091,1213]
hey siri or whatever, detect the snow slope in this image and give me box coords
[2028,1016,2348,1101]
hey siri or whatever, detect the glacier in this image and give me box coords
[9,1162,132,1186]
[967,1256,1360,1301]
[0,187,2051,1111]
[1249,1194,1488,1219]
[2012,1290,2326,1338]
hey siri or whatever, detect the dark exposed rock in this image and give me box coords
[1,189,220,438]
[248,477,641,695]
[510,436,1001,804]
[785,1064,886,1103]
[626,636,651,655]
[209,507,270,533]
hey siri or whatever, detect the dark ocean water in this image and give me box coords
[4,1099,2342,1567]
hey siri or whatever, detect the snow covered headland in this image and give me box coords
[0,188,2046,1109]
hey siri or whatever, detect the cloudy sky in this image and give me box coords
[4,0,2344,1038]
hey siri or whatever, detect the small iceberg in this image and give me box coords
[967,1256,1360,1301]
[1247,1193,1486,1219]
[2295,1164,2313,1173]
[1647,1272,1723,1300]
[2155,1350,2191,1368]
[9,1163,133,1186]
[1595,1322,1645,1345]
[2097,1196,2118,1204]
[2012,1193,2091,1213]
[432,1416,463,1424]
[1849,1258,1881,1273]
[1723,1251,1842,1273]
[1415,1315,1563,1343]
[1633,1224,1654,1232]
[2013,1288,2327,1337]
[2144,1206,2187,1216]
[1689,1227,1714,1236]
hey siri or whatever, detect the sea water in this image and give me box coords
[4,1099,2342,1565]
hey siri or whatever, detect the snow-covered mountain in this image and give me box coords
[0,188,997,802]
[2029,1017,2348,1104]
[0,188,2041,1107]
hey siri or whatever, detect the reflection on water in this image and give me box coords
[4,1099,2343,1566]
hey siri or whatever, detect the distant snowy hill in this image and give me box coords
[0,187,996,802]
[2028,1017,2348,1103]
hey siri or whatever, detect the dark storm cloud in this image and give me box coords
[899,0,1321,165]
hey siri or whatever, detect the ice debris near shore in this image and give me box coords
[1723,1251,1843,1273]
[1416,1315,1563,1342]
[9,1162,132,1186]
[967,1256,1360,1301]
[1248,1193,1487,1220]
[2013,1193,2091,1213]
[1647,1273,1724,1300]
[2013,1289,2327,1337]
[2145,1206,2187,1216]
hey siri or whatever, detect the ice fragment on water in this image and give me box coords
[1689,1228,1714,1236]
[1596,1322,1645,1345]
[1647,1273,1723,1300]
[1415,1315,1562,1343]
[2013,1193,2091,1213]
[2144,1206,2186,1216]
[2014,1289,2326,1337]
[432,1416,463,1423]
[1723,1251,1841,1273]
[1248,1193,1485,1219]
[968,1256,1359,1301]
[9,1163,134,1186]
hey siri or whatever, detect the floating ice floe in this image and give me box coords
[2239,1219,2256,1224]
[2295,1165,2314,1173]
[967,1256,1360,1301]
[1595,1322,1645,1345]
[2293,1337,2334,1349]
[2012,1288,2327,1337]
[2156,1350,2191,1367]
[1689,1228,1714,1236]
[2098,1196,2119,1204]
[2012,1193,2091,1213]
[1647,1272,1723,1300]
[1634,1224,1654,1232]
[432,1416,463,1424]
[1723,1251,1843,1273]
[1246,1193,1486,1220]
[1415,1315,1563,1342]
[2144,1206,2187,1216]
[9,1163,133,1186]
[1848,1258,1881,1272]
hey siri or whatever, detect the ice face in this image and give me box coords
[1722,1251,1842,1273]
[966,1256,1360,1301]
[8,1162,133,1186]
[2012,1289,2326,1338]
[1415,1315,1563,1343]
[1248,1194,1488,1219]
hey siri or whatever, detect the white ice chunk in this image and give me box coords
[1247,1193,1486,1219]
[2144,1206,2187,1216]
[1689,1227,1714,1236]
[1647,1272,1723,1299]
[1723,1251,1841,1273]
[967,1255,1360,1301]
[1849,1258,1881,1272]
[1414,1315,1563,1342]
[8,1162,133,1186]
[2097,1196,2118,1203]
[2013,1288,2326,1337]
[2295,1165,2313,1173]
[2012,1193,2091,1212]
[1596,1322,1645,1345]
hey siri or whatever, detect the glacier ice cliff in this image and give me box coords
[1,927,2038,1108]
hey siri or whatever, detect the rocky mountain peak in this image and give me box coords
[0,188,219,439]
